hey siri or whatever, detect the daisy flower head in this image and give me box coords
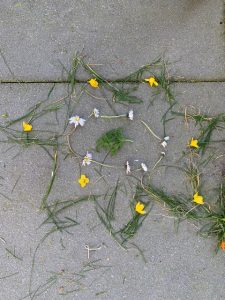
[161,141,167,148]
[161,136,169,148]
[141,163,148,172]
[82,152,92,166]
[127,110,134,121]
[125,161,131,174]
[69,115,86,128]
[93,108,100,118]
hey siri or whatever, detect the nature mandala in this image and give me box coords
[2,54,225,271]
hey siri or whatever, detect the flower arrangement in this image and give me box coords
[1,53,225,263]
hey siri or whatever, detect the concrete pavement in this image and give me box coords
[0,1,225,300]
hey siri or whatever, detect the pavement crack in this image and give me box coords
[1,79,225,84]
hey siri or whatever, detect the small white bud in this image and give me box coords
[126,161,131,174]
[141,163,148,172]
[93,108,100,118]
[128,110,134,121]
[161,141,167,148]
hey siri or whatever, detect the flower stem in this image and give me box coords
[141,120,161,141]
[100,114,126,119]
[123,139,133,143]
[91,159,121,169]
[152,155,164,170]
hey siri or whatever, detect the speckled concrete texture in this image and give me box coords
[0,0,224,81]
[1,1,225,299]
[0,83,225,299]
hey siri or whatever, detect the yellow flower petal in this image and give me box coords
[135,201,146,215]
[193,192,204,205]
[189,138,199,149]
[88,78,99,88]
[145,77,158,87]
[220,240,225,251]
[78,174,90,188]
[22,122,33,132]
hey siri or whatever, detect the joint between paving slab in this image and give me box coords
[1,78,225,84]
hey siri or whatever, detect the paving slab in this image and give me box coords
[0,0,224,81]
[0,82,225,299]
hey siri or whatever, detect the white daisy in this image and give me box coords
[93,108,100,118]
[161,141,167,148]
[82,152,92,166]
[127,110,134,121]
[126,161,131,174]
[141,163,148,172]
[164,136,170,141]
[69,115,86,128]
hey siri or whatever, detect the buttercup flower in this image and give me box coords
[141,163,148,172]
[127,110,134,121]
[69,115,86,128]
[125,161,131,174]
[82,152,92,166]
[88,78,99,88]
[93,108,100,118]
[78,174,90,188]
[145,77,159,87]
[220,240,225,251]
[22,122,33,132]
[189,138,199,149]
[135,201,146,215]
[193,192,204,205]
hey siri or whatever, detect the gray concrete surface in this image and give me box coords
[0,0,224,81]
[0,1,225,300]
[0,83,225,300]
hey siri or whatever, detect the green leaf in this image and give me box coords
[96,128,126,156]
[113,89,143,104]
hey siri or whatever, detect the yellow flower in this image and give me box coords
[135,201,146,215]
[193,192,204,205]
[145,77,158,87]
[78,174,90,188]
[22,122,33,132]
[189,138,199,149]
[88,78,99,88]
[220,240,225,251]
